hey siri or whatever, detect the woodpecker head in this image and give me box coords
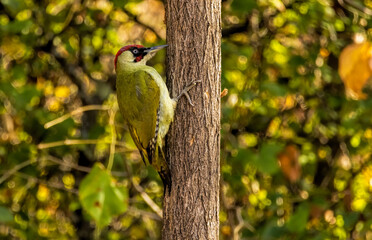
[114,44,167,70]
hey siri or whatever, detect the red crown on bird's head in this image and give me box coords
[114,44,144,70]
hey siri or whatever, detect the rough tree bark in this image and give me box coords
[163,1,221,239]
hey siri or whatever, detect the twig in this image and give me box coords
[233,207,244,240]
[233,207,255,240]
[107,107,117,172]
[220,179,255,239]
[0,159,34,185]
[143,215,157,239]
[222,21,249,37]
[45,155,127,177]
[345,0,372,15]
[126,206,162,221]
[44,105,111,129]
[15,172,78,194]
[37,139,127,149]
[46,155,91,172]
[338,0,372,17]
[123,154,163,218]
[132,181,163,218]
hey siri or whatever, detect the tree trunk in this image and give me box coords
[163,1,221,239]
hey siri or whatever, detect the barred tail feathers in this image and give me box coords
[147,107,171,193]
[157,146,171,193]
[146,140,171,193]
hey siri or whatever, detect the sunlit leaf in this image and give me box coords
[36,185,50,202]
[270,0,286,12]
[1,0,372,238]
[339,42,372,100]
[79,163,128,227]
[54,85,71,99]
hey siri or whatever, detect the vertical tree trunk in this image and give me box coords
[163,1,221,239]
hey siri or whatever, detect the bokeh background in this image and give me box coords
[1,0,372,239]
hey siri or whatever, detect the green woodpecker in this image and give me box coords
[114,44,199,189]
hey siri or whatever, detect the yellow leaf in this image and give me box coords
[279,94,296,111]
[54,85,70,99]
[37,185,50,202]
[62,174,75,189]
[320,48,329,57]
[221,225,231,236]
[338,42,372,99]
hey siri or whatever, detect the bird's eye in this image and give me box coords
[132,49,139,54]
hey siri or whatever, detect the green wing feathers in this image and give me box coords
[117,69,171,189]
[127,124,149,163]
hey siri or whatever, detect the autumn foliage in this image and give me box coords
[339,41,372,99]
[2,0,372,239]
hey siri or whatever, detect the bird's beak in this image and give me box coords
[144,45,168,53]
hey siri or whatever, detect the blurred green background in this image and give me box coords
[1,0,372,239]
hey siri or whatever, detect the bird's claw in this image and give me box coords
[176,80,201,106]
[183,92,194,106]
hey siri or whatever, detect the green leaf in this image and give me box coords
[5,20,33,34]
[0,0,27,16]
[0,206,13,223]
[231,0,257,13]
[254,143,283,174]
[342,212,359,230]
[113,0,142,8]
[261,82,287,96]
[79,163,128,228]
[261,219,286,239]
[286,202,310,233]
[112,0,126,8]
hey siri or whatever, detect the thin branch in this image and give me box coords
[143,215,157,239]
[338,0,372,17]
[222,21,249,37]
[44,105,111,129]
[344,0,372,15]
[126,206,162,221]
[0,159,34,185]
[45,155,127,177]
[107,107,117,172]
[233,207,244,240]
[233,207,255,240]
[37,139,127,149]
[46,154,91,172]
[132,182,163,218]
[15,172,79,194]
[123,153,163,218]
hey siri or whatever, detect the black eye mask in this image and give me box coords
[130,47,147,62]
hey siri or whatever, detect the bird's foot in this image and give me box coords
[175,80,202,106]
